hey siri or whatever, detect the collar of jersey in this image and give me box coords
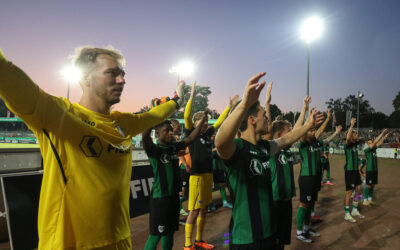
[73,103,115,122]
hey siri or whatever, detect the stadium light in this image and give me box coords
[300,16,323,97]
[60,66,82,99]
[300,17,323,44]
[169,61,195,83]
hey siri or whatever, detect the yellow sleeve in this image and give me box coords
[184,99,193,130]
[0,49,69,131]
[213,106,230,130]
[116,100,177,136]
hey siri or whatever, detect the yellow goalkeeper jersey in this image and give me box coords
[0,49,177,249]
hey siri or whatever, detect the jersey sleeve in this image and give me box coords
[114,100,177,137]
[223,138,243,168]
[0,49,70,132]
[213,106,230,130]
[184,99,193,130]
[145,142,157,157]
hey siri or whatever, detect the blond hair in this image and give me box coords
[193,111,211,123]
[71,46,125,82]
[272,120,292,136]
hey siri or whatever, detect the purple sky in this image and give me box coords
[1,0,399,115]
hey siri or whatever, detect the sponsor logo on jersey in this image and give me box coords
[79,135,103,157]
[158,225,165,233]
[107,143,131,154]
[249,159,262,175]
[200,138,206,144]
[160,154,171,164]
[307,196,312,202]
[198,200,203,205]
[82,118,96,127]
[278,154,287,165]
[309,146,315,152]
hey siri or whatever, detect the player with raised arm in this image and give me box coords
[265,83,311,249]
[183,84,232,250]
[0,47,182,249]
[363,129,389,206]
[310,110,342,223]
[344,118,364,222]
[215,72,323,249]
[142,113,207,250]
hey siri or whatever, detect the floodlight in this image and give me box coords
[60,66,82,83]
[300,17,323,44]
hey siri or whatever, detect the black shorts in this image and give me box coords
[345,170,362,191]
[315,172,322,191]
[230,235,276,250]
[180,169,190,188]
[149,196,180,235]
[213,169,226,184]
[366,171,378,185]
[321,160,330,170]
[273,200,292,245]
[299,176,317,203]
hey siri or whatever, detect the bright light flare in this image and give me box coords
[300,17,323,44]
[60,66,82,83]
[169,61,195,76]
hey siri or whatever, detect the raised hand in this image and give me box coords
[327,109,332,120]
[306,108,324,128]
[175,80,185,106]
[189,81,197,100]
[303,96,311,108]
[265,81,273,105]
[335,125,343,134]
[242,72,267,109]
[350,117,356,127]
[229,94,240,109]
[275,114,282,121]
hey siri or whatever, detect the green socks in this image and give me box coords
[344,206,350,214]
[161,234,174,250]
[326,169,330,180]
[179,195,184,210]
[144,234,161,250]
[296,206,306,231]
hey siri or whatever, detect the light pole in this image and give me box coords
[60,66,81,100]
[357,91,364,133]
[300,17,323,97]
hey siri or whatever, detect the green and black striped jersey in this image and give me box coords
[344,143,359,171]
[224,138,278,244]
[146,142,186,198]
[298,140,320,176]
[268,148,296,201]
[364,146,378,171]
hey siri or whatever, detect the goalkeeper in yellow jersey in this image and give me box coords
[0,46,183,249]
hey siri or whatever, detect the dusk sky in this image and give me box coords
[1,0,399,115]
